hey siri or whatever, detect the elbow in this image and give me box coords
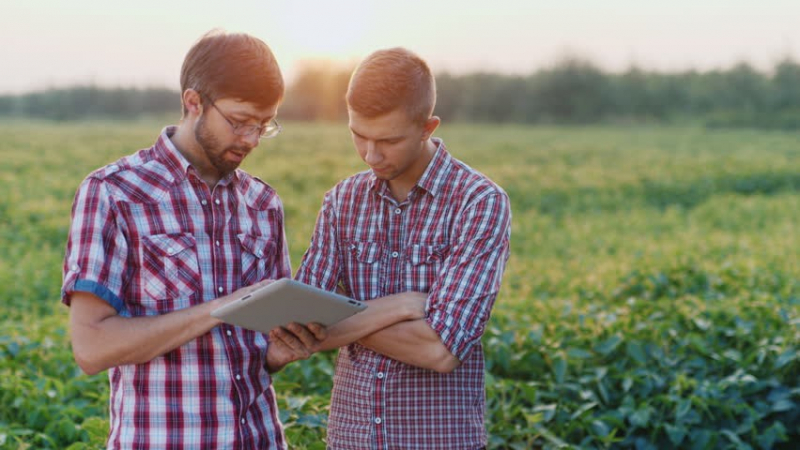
[431,353,461,374]
[71,341,109,376]
[73,351,104,376]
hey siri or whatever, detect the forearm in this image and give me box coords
[314,291,426,352]
[357,319,460,373]
[70,292,228,375]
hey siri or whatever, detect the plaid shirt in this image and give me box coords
[61,127,292,449]
[296,139,511,450]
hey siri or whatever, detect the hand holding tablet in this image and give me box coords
[211,279,367,334]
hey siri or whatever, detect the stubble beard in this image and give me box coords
[195,115,247,177]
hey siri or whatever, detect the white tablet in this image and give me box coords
[211,279,367,334]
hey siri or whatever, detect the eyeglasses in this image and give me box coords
[202,95,282,139]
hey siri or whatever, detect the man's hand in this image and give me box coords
[266,322,327,373]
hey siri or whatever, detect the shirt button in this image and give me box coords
[215,240,220,246]
[376,372,384,379]
[391,251,399,258]
[236,374,241,380]
[71,264,80,272]
[167,247,175,255]
[201,199,208,206]
[215,199,221,205]
[226,330,232,336]
[218,286,223,293]
[394,208,401,214]
[241,418,246,424]
[374,417,382,425]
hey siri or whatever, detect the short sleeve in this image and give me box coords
[61,176,128,313]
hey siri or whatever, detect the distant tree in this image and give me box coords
[771,58,800,110]
[526,58,612,123]
[281,61,353,121]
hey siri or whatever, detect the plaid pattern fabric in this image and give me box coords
[296,139,511,450]
[62,127,291,449]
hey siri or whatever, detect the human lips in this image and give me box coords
[226,148,249,162]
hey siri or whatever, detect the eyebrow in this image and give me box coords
[350,128,404,142]
[232,111,275,124]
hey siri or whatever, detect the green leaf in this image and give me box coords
[553,356,567,384]
[675,398,692,422]
[771,399,795,412]
[567,348,592,359]
[720,429,751,450]
[626,342,647,364]
[755,421,787,449]
[692,317,711,331]
[774,348,796,369]
[570,402,598,420]
[665,423,687,446]
[629,406,652,428]
[533,403,557,423]
[590,419,611,438]
[622,377,633,393]
[594,335,622,356]
[689,429,712,450]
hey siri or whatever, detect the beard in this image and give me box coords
[194,115,248,176]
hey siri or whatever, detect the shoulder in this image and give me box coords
[236,171,282,211]
[82,147,180,203]
[325,169,373,202]
[447,157,509,207]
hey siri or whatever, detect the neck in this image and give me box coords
[172,122,221,189]
[388,138,437,202]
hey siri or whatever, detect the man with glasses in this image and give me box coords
[61,30,323,449]
[293,47,511,449]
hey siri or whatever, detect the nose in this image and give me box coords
[364,140,382,165]
[241,131,260,149]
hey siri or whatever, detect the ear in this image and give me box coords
[182,89,203,116]
[421,115,441,140]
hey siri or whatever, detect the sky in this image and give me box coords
[1,0,799,94]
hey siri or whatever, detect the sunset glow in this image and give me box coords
[1,0,799,94]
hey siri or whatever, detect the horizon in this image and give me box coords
[2,0,799,95]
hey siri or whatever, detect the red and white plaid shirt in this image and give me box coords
[62,127,292,449]
[296,139,511,450]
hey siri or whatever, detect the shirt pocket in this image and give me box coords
[237,233,277,286]
[140,233,201,309]
[405,242,449,292]
[341,240,383,300]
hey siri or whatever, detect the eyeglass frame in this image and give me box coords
[200,94,282,139]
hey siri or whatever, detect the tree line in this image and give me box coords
[2,58,799,129]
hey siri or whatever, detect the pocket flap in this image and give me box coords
[142,233,196,257]
[408,243,448,265]
[348,241,382,263]
[237,233,277,258]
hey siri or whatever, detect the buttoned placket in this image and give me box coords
[371,197,409,447]
[202,179,250,440]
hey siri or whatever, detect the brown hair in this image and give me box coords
[346,47,436,124]
[180,29,284,114]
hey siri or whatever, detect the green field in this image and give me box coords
[0,119,797,449]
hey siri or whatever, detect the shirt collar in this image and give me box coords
[368,138,452,198]
[415,138,451,198]
[154,126,240,186]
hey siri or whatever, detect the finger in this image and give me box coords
[308,323,328,340]
[270,327,304,353]
[285,322,318,348]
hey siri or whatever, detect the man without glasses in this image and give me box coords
[291,47,512,449]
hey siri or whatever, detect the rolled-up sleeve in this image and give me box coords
[426,192,511,361]
[62,176,128,313]
[295,191,341,292]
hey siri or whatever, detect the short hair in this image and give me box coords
[180,29,284,114]
[346,47,436,124]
